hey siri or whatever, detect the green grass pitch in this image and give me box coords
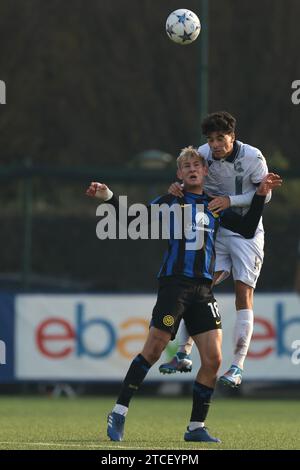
[0,396,299,450]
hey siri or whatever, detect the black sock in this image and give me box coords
[190,381,214,423]
[116,354,151,407]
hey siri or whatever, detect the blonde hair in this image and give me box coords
[176,146,206,169]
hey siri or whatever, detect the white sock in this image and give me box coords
[113,404,128,416]
[189,421,204,431]
[177,320,194,355]
[232,309,254,370]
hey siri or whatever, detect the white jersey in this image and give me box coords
[198,140,269,236]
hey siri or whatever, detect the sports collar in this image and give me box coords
[183,191,209,200]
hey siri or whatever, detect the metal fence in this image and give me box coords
[0,164,299,292]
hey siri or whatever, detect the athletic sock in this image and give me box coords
[188,421,205,431]
[190,382,214,424]
[116,354,151,408]
[233,309,254,369]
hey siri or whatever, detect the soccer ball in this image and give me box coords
[166,9,201,45]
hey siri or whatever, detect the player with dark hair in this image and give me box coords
[159,112,272,388]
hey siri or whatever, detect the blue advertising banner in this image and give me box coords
[0,294,15,381]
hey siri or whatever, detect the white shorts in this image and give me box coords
[214,231,264,289]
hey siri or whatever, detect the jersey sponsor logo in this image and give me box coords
[163,315,175,327]
[234,161,244,173]
[184,210,214,235]
[195,212,210,226]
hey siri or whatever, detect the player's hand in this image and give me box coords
[256,173,282,196]
[208,196,231,213]
[168,182,184,197]
[86,182,112,200]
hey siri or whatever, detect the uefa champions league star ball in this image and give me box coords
[166,9,201,45]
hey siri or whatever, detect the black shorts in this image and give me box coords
[151,276,222,339]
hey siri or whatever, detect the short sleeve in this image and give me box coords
[251,152,268,184]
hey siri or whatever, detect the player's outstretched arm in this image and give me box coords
[255,173,282,196]
[220,173,282,238]
[209,188,272,213]
[86,182,166,228]
[167,183,266,213]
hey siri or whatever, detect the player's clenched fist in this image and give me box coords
[85,182,113,201]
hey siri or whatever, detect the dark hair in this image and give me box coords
[201,111,236,136]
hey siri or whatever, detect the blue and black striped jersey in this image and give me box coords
[107,191,266,283]
[151,193,219,281]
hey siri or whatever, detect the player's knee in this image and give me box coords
[235,297,252,310]
[235,284,253,309]
[212,354,222,373]
[202,353,222,374]
[144,348,162,364]
[141,341,165,365]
